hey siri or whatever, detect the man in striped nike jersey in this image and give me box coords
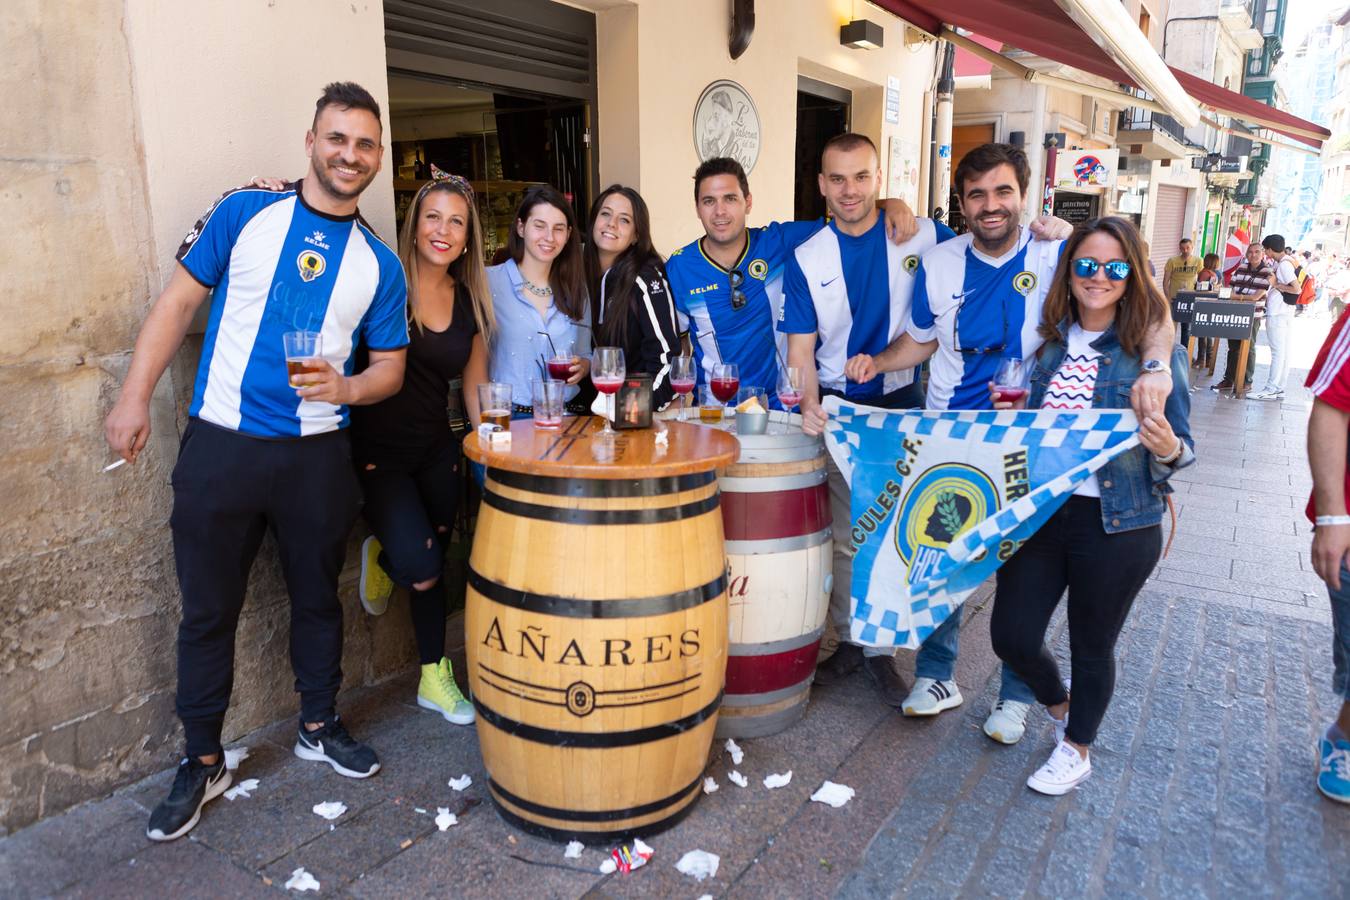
[105,83,408,842]
[844,143,1175,745]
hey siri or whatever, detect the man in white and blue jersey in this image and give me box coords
[847,143,1175,744]
[666,157,917,405]
[105,83,408,842]
[780,133,955,706]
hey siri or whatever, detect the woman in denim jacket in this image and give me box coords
[990,216,1195,795]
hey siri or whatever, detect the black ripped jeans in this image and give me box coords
[355,438,462,665]
[990,496,1162,747]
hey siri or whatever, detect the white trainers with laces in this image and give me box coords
[983,699,1032,744]
[1027,740,1092,795]
[901,678,963,717]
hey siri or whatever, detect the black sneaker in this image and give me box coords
[294,716,380,778]
[146,756,231,841]
[814,642,864,686]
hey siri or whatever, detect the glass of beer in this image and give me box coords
[531,379,564,429]
[477,382,513,429]
[283,331,323,387]
[699,385,724,424]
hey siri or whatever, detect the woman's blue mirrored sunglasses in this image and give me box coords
[1071,257,1132,281]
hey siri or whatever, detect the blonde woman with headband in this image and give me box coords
[251,171,493,725]
[348,173,492,726]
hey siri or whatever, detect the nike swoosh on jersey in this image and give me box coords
[821,276,840,287]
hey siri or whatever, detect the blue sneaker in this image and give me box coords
[1316,730,1350,804]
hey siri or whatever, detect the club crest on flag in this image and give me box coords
[897,463,998,584]
[822,398,1140,649]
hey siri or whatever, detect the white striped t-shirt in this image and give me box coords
[1042,324,1103,497]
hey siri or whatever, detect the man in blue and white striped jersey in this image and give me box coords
[105,82,408,842]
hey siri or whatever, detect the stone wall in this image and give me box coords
[0,0,417,835]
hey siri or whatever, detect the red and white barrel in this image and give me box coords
[715,425,832,737]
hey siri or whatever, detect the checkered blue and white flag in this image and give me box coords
[822,397,1141,649]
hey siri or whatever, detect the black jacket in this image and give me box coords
[593,257,682,410]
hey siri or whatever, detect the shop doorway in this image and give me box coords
[794,77,851,221]
[384,0,597,258]
[387,73,591,261]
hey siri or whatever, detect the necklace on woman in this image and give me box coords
[521,276,553,298]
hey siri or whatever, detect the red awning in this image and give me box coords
[954,34,1001,78]
[877,0,1329,149]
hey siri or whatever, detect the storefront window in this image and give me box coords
[388,73,591,261]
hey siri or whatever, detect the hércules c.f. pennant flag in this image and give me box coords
[822,398,1140,649]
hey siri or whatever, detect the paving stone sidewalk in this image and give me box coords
[3,316,1348,898]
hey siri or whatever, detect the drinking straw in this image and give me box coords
[538,331,559,358]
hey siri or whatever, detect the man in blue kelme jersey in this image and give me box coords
[105,83,409,841]
[666,157,918,403]
[844,143,1175,743]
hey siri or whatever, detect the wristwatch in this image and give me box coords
[1140,359,1168,376]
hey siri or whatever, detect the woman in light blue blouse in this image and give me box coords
[468,185,591,421]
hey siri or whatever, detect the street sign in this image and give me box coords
[1189,299,1255,340]
[1171,290,1218,325]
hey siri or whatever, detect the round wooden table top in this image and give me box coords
[463,417,740,479]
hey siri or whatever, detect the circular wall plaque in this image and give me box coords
[693,80,761,174]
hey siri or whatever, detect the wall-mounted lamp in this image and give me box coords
[840,18,884,50]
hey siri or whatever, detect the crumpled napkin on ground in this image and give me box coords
[565,840,584,859]
[675,849,720,881]
[810,780,855,807]
[435,807,457,831]
[727,770,748,788]
[702,776,719,794]
[284,867,320,892]
[448,774,472,791]
[224,778,259,800]
[312,801,346,820]
[725,738,744,765]
[223,747,249,771]
[763,771,792,789]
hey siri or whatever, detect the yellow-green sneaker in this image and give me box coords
[359,536,393,616]
[417,658,475,725]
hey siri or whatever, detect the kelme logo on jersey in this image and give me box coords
[297,250,326,282]
[903,254,920,275]
[1012,271,1037,295]
[895,463,999,585]
[747,258,768,280]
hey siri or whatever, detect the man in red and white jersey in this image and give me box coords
[1305,313,1350,803]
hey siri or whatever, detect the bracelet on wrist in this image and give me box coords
[1315,515,1350,527]
[1153,440,1182,466]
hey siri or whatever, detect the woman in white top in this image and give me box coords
[990,216,1196,796]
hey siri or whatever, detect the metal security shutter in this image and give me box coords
[1151,185,1188,291]
[385,0,596,101]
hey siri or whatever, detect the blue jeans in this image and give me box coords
[914,607,1038,704]
[1330,564,1350,702]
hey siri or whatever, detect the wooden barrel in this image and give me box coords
[463,417,739,842]
[716,424,832,737]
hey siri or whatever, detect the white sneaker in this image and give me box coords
[1027,741,1092,795]
[983,699,1032,744]
[901,678,963,717]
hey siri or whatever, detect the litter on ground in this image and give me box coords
[675,849,720,881]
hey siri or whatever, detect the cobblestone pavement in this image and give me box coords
[3,316,1348,898]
